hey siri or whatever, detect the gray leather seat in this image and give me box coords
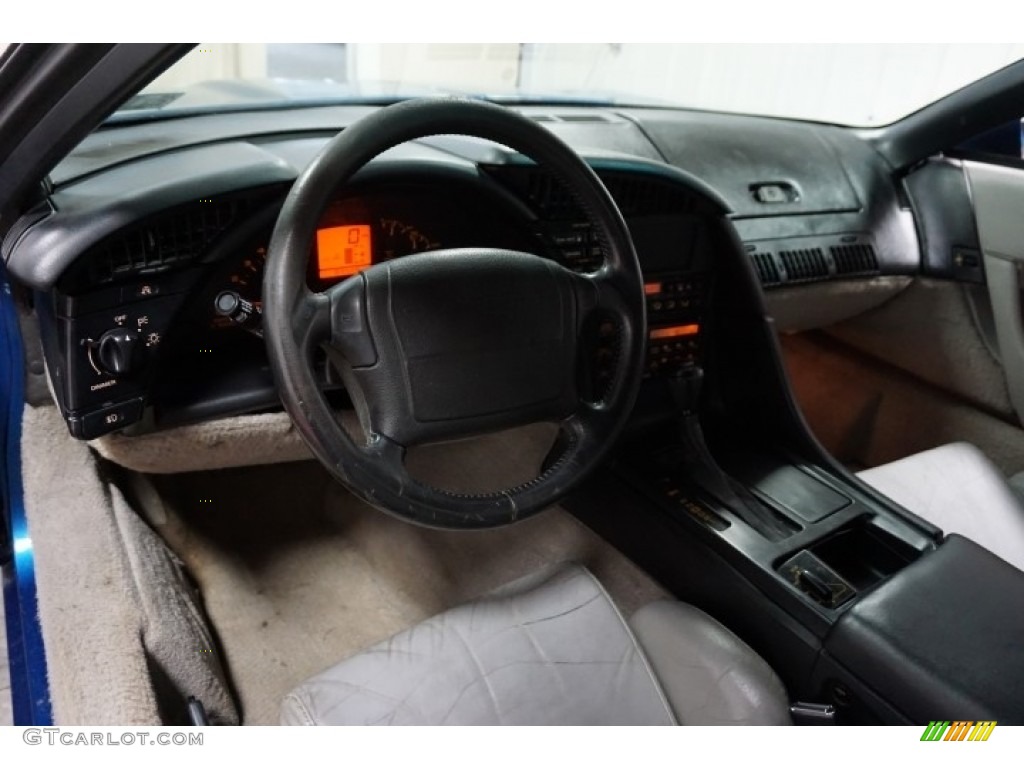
[858,441,1024,572]
[281,564,791,725]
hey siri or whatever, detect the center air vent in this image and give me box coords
[525,171,578,220]
[779,248,829,282]
[504,167,699,220]
[605,175,698,217]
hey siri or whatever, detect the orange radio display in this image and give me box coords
[649,324,700,340]
[316,224,373,279]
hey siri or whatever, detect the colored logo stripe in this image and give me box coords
[920,720,996,741]
[944,721,972,741]
[969,722,997,741]
[921,721,949,741]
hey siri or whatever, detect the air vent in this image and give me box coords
[527,113,614,124]
[525,171,579,220]
[79,198,246,287]
[520,169,697,220]
[118,92,183,111]
[604,175,696,217]
[831,243,879,275]
[780,248,829,282]
[555,113,613,123]
[751,253,782,285]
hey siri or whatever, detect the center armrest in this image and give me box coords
[824,534,1024,722]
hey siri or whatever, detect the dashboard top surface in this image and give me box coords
[4,102,918,291]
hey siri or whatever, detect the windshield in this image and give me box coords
[127,43,1024,128]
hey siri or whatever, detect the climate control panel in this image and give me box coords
[643,274,706,377]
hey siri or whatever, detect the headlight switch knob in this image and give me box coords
[92,328,144,377]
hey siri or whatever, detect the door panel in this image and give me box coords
[964,160,1024,427]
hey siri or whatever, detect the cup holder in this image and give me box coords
[778,515,922,607]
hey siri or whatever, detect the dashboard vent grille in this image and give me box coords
[779,248,828,282]
[831,243,879,275]
[525,171,578,220]
[751,253,781,285]
[527,113,615,124]
[84,199,245,285]
[555,113,614,123]
[604,175,697,217]
[505,168,699,221]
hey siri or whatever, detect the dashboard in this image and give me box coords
[1,104,921,441]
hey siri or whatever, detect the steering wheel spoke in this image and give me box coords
[568,267,643,408]
[288,288,333,350]
[323,276,377,368]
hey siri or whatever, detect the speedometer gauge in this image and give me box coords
[379,218,441,257]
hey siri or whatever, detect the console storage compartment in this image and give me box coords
[822,535,1024,722]
[777,516,920,608]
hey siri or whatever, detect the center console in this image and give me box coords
[564,216,1024,725]
[570,393,1024,723]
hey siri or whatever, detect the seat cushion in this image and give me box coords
[858,442,1024,572]
[629,601,791,725]
[280,564,677,725]
[280,563,792,725]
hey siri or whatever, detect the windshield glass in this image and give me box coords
[126,43,1024,128]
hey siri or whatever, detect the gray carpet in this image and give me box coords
[0,584,10,725]
[137,425,667,725]
[21,405,239,725]
[21,401,666,725]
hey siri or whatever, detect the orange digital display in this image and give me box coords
[649,324,700,340]
[644,282,663,295]
[317,224,373,279]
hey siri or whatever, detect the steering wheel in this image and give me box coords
[263,97,646,529]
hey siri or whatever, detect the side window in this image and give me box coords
[955,119,1023,164]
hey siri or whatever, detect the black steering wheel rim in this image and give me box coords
[263,97,646,529]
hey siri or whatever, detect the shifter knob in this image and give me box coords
[668,364,704,414]
[93,328,143,376]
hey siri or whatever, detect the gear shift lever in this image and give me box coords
[667,366,792,541]
[670,363,704,415]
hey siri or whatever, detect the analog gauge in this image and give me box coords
[378,217,442,258]
[210,210,445,333]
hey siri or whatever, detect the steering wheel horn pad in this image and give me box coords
[263,97,646,529]
[329,248,581,446]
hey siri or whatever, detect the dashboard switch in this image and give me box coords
[91,328,144,377]
[214,290,263,335]
[68,398,144,439]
